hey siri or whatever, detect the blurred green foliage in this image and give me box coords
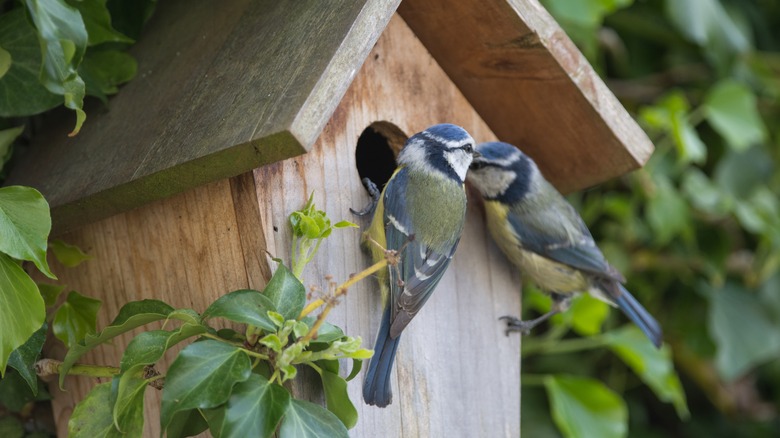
[524,0,780,436]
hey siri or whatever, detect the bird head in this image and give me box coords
[397,124,479,183]
[468,141,539,203]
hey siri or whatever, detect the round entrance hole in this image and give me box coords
[355,121,408,192]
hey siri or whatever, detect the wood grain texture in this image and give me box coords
[399,0,655,193]
[255,15,521,437]
[43,178,262,437]
[6,0,399,234]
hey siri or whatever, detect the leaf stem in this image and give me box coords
[35,358,119,378]
[299,258,388,342]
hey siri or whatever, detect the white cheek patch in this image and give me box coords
[443,149,472,181]
[468,168,516,198]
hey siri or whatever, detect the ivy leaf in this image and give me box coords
[7,323,47,393]
[202,289,278,332]
[0,253,45,376]
[544,375,627,438]
[52,290,102,349]
[72,0,134,46]
[0,369,49,412]
[50,239,92,267]
[166,409,209,438]
[263,264,306,321]
[24,0,89,135]
[301,317,345,344]
[568,295,610,336]
[0,9,61,117]
[59,299,174,388]
[68,382,123,437]
[119,324,207,373]
[279,398,349,438]
[217,373,290,438]
[80,48,137,102]
[333,220,358,229]
[646,176,691,245]
[604,326,689,419]
[704,80,767,151]
[160,340,252,433]
[311,363,358,429]
[0,126,24,170]
[0,186,55,279]
[37,282,65,307]
[111,371,145,437]
[708,283,780,381]
[0,45,10,80]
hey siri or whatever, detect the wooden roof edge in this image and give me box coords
[290,0,401,148]
[508,0,654,166]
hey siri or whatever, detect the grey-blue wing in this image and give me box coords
[506,195,623,281]
[381,168,459,337]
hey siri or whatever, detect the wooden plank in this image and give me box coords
[254,15,521,437]
[6,0,399,234]
[44,178,260,437]
[399,0,655,193]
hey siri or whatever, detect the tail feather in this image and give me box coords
[614,284,663,348]
[363,307,401,407]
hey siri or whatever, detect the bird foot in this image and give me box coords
[499,315,535,336]
[350,178,381,217]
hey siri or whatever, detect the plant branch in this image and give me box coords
[35,358,119,379]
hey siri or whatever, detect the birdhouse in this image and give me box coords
[7,0,653,436]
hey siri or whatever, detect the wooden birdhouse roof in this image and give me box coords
[6,0,653,233]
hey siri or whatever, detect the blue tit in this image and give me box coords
[467,141,662,348]
[362,123,479,407]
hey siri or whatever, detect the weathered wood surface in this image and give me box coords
[399,0,654,193]
[7,0,399,234]
[255,16,521,437]
[44,15,521,438]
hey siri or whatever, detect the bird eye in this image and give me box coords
[463,143,473,154]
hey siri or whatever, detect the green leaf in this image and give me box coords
[202,289,278,332]
[37,282,65,307]
[0,415,24,438]
[111,371,145,437]
[714,147,774,198]
[217,373,290,438]
[664,0,750,53]
[0,126,24,170]
[80,48,137,101]
[646,177,690,245]
[301,317,345,344]
[49,239,92,267]
[160,340,252,432]
[604,326,689,419]
[59,299,174,387]
[166,409,209,438]
[704,80,767,151]
[0,185,55,278]
[681,168,729,215]
[0,46,10,80]
[345,359,363,382]
[72,0,134,46]
[52,290,101,349]
[105,0,157,41]
[0,9,61,117]
[119,324,207,372]
[68,382,127,437]
[7,323,47,394]
[263,264,306,321]
[279,398,349,438]
[333,220,358,229]
[568,295,610,336]
[0,253,45,376]
[544,375,627,438]
[24,0,89,135]
[708,283,780,381]
[0,369,48,412]
[316,368,358,429]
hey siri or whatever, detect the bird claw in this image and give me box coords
[499,315,533,336]
[350,178,381,217]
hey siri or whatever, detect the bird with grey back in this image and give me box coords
[467,141,662,348]
[360,123,479,407]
